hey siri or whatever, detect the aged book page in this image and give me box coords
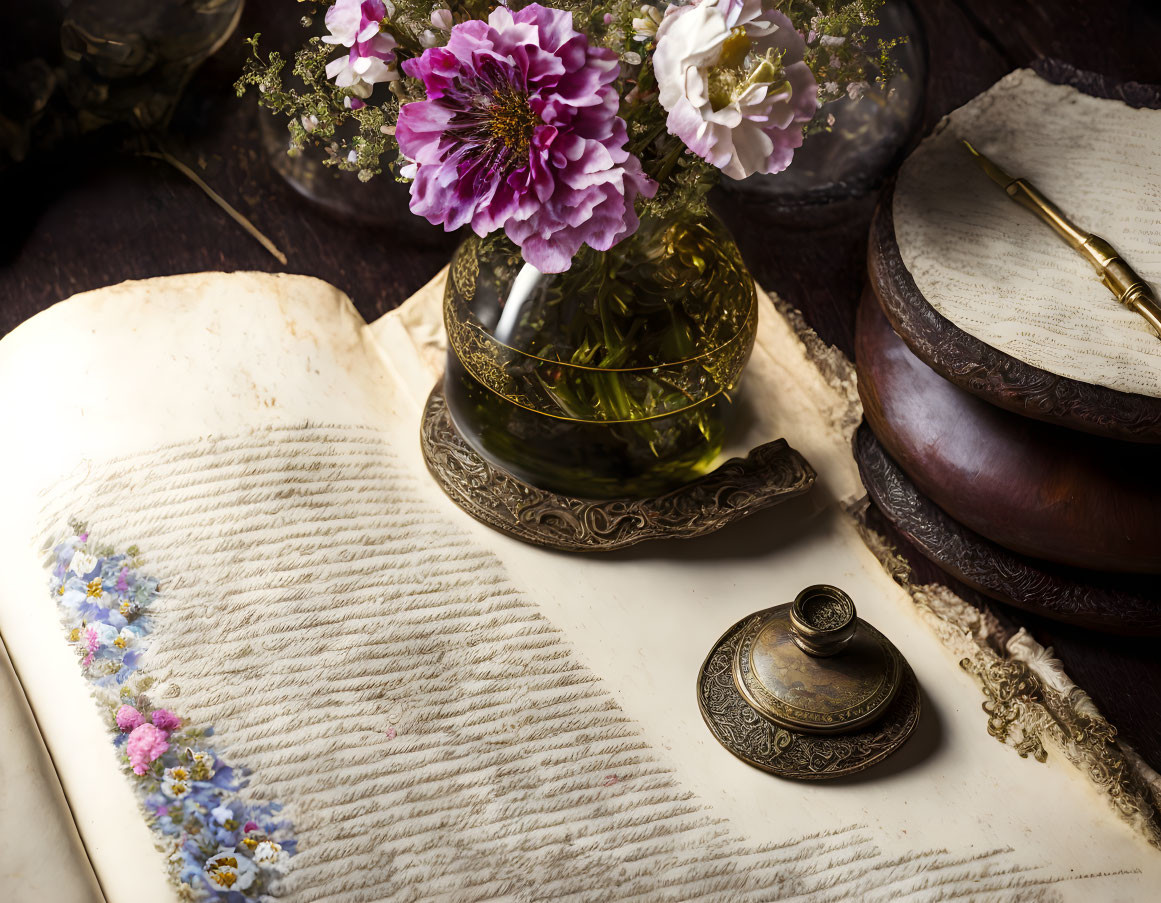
[0,272,1156,902]
[895,68,1161,398]
[0,634,104,902]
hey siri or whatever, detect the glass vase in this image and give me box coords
[442,210,757,499]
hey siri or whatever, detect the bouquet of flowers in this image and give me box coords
[238,0,896,273]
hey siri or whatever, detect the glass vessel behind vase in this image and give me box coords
[443,210,757,499]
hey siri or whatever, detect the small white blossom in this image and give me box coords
[632,5,664,41]
[69,550,99,578]
[161,766,192,800]
[253,840,290,869]
[204,850,257,892]
[819,34,846,47]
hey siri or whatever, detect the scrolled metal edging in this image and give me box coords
[420,384,817,553]
[868,60,1161,444]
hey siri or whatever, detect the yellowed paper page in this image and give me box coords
[0,271,1154,903]
[0,634,104,902]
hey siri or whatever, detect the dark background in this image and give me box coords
[2,1,1160,767]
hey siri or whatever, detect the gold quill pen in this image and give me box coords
[962,140,1161,340]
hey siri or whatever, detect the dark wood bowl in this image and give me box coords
[856,290,1161,573]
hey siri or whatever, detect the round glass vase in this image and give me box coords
[442,210,757,500]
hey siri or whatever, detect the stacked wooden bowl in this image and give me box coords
[856,191,1161,635]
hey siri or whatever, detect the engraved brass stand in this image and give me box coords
[420,384,817,553]
[698,586,920,780]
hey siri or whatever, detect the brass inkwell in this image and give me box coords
[697,585,920,780]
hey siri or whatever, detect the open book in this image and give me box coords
[0,271,1156,902]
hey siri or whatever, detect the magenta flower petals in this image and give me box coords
[324,0,398,96]
[396,3,656,272]
[127,723,171,775]
[116,704,147,732]
[151,709,182,732]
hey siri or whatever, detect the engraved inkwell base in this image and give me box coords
[698,585,921,780]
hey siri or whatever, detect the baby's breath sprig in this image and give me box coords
[235,34,399,179]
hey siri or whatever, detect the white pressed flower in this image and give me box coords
[161,766,192,799]
[204,849,257,892]
[253,839,290,869]
[189,750,215,781]
[69,549,99,578]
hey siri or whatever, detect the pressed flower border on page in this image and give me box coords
[47,523,296,901]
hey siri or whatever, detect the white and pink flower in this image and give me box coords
[323,0,399,100]
[653,0,818,179]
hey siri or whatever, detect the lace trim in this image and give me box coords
[856,514,1161,848]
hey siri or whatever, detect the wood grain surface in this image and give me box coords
[3,1,1161,763]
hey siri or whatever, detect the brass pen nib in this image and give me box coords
[961,140,1016,190]
[960,138,1161,341]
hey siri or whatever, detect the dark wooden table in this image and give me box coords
[4,1,1161,766]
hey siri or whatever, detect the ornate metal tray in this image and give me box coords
[420,384,817,553]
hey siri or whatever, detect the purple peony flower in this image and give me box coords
[654,0,818,179]
[396,3,656,273]
[324,0,399,100]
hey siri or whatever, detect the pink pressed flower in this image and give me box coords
[156,805,169,817]
[244,821,259,833]
[82,627,100,667]
[116,567,129,593]
[150,709,182,732]
[127,723,170,775]
[396,3,656,273]
[115,704,147,732]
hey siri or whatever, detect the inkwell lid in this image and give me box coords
[732,585,904,735]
